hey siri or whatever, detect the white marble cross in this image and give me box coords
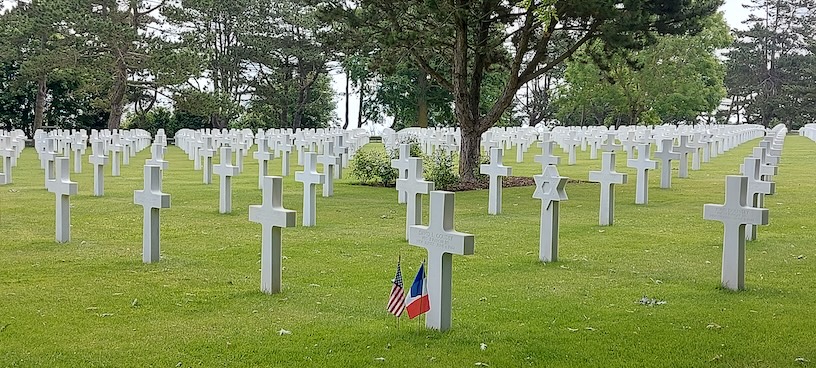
[565,133,580,165]
[533,165,568,262]
[110,134,123,177]
[317,141,339,197]
[277,136,293,177]
[396,157,434,240]
[234,137,247,173]
[408,191,475,331]
[191,137,202,170]
[134,165,171,263]
[674,135,694,178]
[201,137,215,184]
[71,133,84,173]
[703,175,769,290]
[512,135,527,163]
[294,152,325,226]
[601,132,622,153]
[42,138,58,187]
[332,135,350,178]
[480,147,512,215]
[741,157,775,241]
[254,136,274,189]
[690,134,703,170]
[89,140,108,196]
[249,176,296,294]
[46,157,78,243]
[391,144,411,204]
[627,143,657,205]
[534,137,560,172]
[620,132,637,159]
[0,140,13,185]
[654,138,680,189]
[145,144,168,171]
[748,147,778,181]
[121,135,131,165]
[214,146,240,214]
[588,152,628,226]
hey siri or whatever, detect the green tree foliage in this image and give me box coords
[0,0,88,131]
[723,0,816,128]
[165,0,334,129]
[327,0,721,180]
[83,0,168,129]
[556,14,731,126]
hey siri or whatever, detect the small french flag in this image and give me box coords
[406,261,430,319]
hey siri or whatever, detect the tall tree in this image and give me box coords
[723,0,816,127]
[556,14,731,126]
[329,0,721,180]
[244,0,333,128]
[84,0,167,129]
[0,0,86,131]
[164,0,257,128]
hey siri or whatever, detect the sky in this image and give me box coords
[1,0,753,129]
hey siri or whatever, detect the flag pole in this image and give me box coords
[421,258,426,332]
[397,253,401,330]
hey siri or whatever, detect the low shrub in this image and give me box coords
[424,149,459,190]
[350,149,398,186]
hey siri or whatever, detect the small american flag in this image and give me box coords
[387,258,405,317]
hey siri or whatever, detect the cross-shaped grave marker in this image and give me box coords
[627,143,657,205]
[565,133,581,165]
[134,165,171,263]
[533,165,568,262]
[253,135,274,189]
[396,157,434,240]
[89,140,108,196]
[332,135,350,178]
[391,144,411,204]
[200,136,215,184]
[534,135,561,172]
[277,135,293,177]
[294,152,325,226]
[588,152,628,226]
[703,175,769,290]
[0,138,14,184]
[121,134,132,166]
[479,147,512,215]
[110,134,123,177]
[408,191,474,331]
[601,131,622,153]
[512,134,527,163]
[317,141,339,197]
[42,138,59,187]
[741,157,775,241]
[654,138,680,189]
[145,144,168,171]
[249,176,296,294]
[620,131,637,159]
[749,147,778,183]
[675,135,694,178]
[214,146,240,214]
[690,134,703,170]
[46,157,78,243]
[71,133,84,173]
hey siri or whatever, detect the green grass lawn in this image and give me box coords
[1,136,814,367]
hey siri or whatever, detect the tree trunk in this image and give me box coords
[34,73,47,132]
[458,125,482,181]
[357,82,364,127]
[417,68,429,128]
[343,72,350,129]
[107,60,128,130]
